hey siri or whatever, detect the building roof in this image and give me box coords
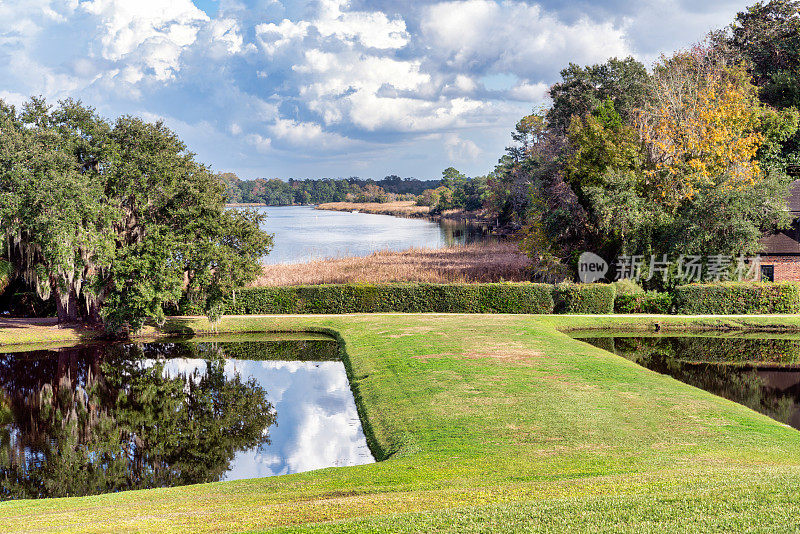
[761,180,800,255]
[760,231,800,255]
[789,180,800,213]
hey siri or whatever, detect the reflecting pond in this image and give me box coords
[246,205,492,264]
[574,334,800,430]
[0,334,373,499]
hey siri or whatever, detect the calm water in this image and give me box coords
[575,335,800,430]
[0,336,373,499]
[247,205,491,264]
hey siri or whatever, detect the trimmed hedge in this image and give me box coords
[615,291,673,314]
[674,282,800,314]
[225,282,556,315]
[554,283,615,314]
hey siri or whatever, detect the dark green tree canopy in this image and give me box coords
[727,0,800,109]
[0,97,272,332]
[547,57,651,134]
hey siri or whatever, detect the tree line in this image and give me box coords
[219,173,440,205]
[482,0,800,283]
[2,0,797,327]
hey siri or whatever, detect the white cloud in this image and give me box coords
[508,81,550,102]
[314,0,408,49]
[269,118,353,150]
[0,91,28,108]
[0,0,756,179]
[246,133,273,153]
[255,18,311,56]
[421,0,631,79]
[454,74,477,93]
[79,0,209,81]
[444,133,482,162]
[207,17,247,56]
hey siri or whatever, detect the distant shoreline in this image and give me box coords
[315,201,491,225]
[225,200,498,229]
[225,202,270,207]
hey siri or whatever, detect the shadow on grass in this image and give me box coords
[160,317,199,337]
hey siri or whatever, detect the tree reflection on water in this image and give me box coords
[580,336,800,430]
[0,343,275,499]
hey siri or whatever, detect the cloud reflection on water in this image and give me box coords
[160,358,374,479]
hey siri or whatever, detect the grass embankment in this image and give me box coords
[253,242,530,286]
[315,201,431,218]
[4,314,800,531]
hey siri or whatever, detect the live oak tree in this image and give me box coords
[0,97,272,331]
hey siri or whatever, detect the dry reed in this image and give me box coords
[252,241,532,286]
[315,201,431,218]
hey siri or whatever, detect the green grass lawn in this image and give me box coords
[3,314,800,532]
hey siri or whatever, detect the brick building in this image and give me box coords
[759,176,800,281]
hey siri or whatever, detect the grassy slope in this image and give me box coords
[3,314,800,532]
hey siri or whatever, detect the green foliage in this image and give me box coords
[614,291,673,313]
[416,168,488,213]
[612,278,644,296]
[0,260,11,295]
[674,281,800,314]
[101,230,184,333]
[224,283,555,315]
[0,97,272,331]
[726,0,800,110]
[548,57,651,133]
[207,340,340,361]
[561,283,618,313]
[553,283,616,314]
[415,189,436,207]
[222,174,439,205]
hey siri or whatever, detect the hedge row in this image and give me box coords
[213,281,800,316]
[673,282,800,314]
[554,282,616,314]
[224,282,559,314]
[615,292,673,314]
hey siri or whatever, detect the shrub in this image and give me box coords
[615,291,673,313]
[223,282,555,315]
[0,259,11,295]
[612,278,644,296]
[674,282,800,314]
[554,283,615,314]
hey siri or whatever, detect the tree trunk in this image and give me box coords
[55,285,80,323]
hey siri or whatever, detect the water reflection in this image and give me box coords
[251,206,492,264]
[159,358,373,478]
[0,338,373,499]
[577,336,800,430]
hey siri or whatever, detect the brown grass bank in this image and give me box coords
[253,241,531,286]
[315,200,432,218]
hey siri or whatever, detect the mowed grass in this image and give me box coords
[4,314,800,532]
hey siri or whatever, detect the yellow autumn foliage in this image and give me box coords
[637,49,764,206]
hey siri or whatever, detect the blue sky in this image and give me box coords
[0,0,751,181]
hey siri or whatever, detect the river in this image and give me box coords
[245,205,491,264]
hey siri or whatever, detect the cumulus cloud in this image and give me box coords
[80,0,210,81]
[268,118,353,150]
[421,0,631,80]
[0,0,756,179]
[444,133,482,162]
